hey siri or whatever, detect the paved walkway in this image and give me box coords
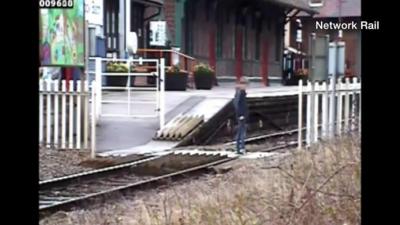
[96,82,299,157]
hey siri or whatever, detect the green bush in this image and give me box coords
[166,64,181,73]
[194,63,214,76]
[106,62,129,73]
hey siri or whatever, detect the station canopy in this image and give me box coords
[133,0,164,7]
[266,0,318,15]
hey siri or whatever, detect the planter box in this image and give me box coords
[106,75,128,87]
[194,72,214,90]
[165,72,188,91]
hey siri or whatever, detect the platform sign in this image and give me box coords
[308,34,329,81]
[149,21,167,46]
[85,0,103,25]
[39,0,85,67]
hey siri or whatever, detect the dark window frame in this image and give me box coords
[275,21,282,62]
[216,7,224,59]
[104,0,120,57]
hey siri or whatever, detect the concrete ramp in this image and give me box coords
[98,97,231,157]
[155,115,204,141]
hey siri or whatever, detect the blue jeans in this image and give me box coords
[236,119,247,153]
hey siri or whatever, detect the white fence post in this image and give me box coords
[76,81,82,149]
[306,81,311,146]
[358,79,361,133]
[54,80,59,148]
[336,79,343,135]
[46,81,52,148]
[91,81,97,158]
[344,78,350,132]
[160,58,166,129]
[351,77,357,131]
[84,80,89,149]
[39,80,44,147]
[328,77,335,137]
[95,58,102,122]
[68,80,74,149]
[61,80,67,149]
[298,79,303,149]
[322,81,329,138]
[314,82,320,143]
[156,59,160,117]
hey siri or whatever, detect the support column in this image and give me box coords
[125,0,131,58]
[235,26,243,82]
[119,0,126,58]
[261,38,269,86]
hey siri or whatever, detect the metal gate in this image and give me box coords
[90,57,165,128]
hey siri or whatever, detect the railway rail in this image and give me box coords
[39,128,304,217]
[39,152,234,216]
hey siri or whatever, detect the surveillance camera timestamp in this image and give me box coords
[39,0,74,9]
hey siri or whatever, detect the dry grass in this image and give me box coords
[40,135,360,225]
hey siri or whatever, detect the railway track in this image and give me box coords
[220,127,305,153]
[39,152,234,216]
[39,129,303,217]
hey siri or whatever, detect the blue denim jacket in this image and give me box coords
[234,89,248,121]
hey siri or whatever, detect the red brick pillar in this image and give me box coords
[235,27,243,82]
[261,39,269,86]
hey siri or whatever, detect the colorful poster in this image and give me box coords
[39,0,84,67]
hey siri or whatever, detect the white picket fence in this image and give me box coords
[298,77,361,148]
[39,79,95,150]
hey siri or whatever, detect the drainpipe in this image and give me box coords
[144,6,162,50]
[144,6,162,21]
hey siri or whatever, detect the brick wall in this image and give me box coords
[164,0,176,43]
[178,0,285,79]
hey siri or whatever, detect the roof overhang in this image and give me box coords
[132,0,163,7]
[264,0,318,16]
[285,46,306,55]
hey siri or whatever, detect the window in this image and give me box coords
[243,25,248,60]
[184,1,194,55]
[309,0,324,7]
[275,22,282,62]
[255,19,262,60]
[216,12,223,58]
[255,30,260,60]
[104,0,119,56]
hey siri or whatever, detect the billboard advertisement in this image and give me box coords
[39,0,85,67]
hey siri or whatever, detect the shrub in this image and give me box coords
[194,63,214,76]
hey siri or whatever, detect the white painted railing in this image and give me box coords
[89,57,166,129]
[39,79,94,150]
[298,77,361,148]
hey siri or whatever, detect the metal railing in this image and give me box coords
[136,48,197,88]
[90,57,166,129]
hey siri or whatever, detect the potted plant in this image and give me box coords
[105,62,129,87]
[295,68,308,85]
[165,64,188,91]
[194,63,214,90]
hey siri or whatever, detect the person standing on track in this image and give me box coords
[233,76,249,154]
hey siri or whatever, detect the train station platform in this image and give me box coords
[97,82,299,157]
